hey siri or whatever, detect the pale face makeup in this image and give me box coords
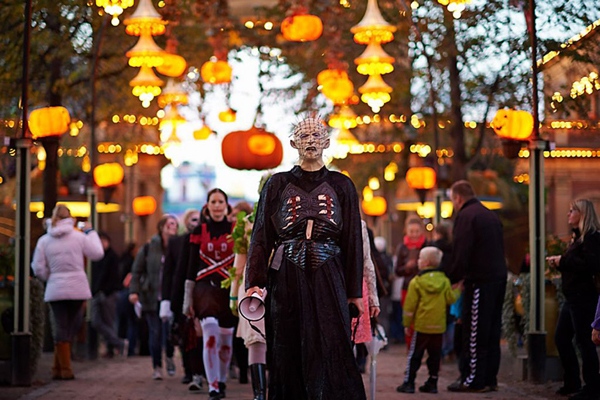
[208,192,227,222]
[290,118,330,162]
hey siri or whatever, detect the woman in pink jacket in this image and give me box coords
[32,204,104,380]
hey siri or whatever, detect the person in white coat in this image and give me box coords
[32,204,104,380]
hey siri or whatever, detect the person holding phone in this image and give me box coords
[245,117,366,400]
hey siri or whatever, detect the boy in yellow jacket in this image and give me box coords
[397,247,461,394]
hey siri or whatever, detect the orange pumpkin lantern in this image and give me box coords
[93,163,124,187]
[201,60,232,84]
[491,109,533,141]
[29,106,71,138]
[133,196,157,216]
[362,196,387,216]
[322,77,354,105]
[157,53,187,77]
[222,127,283,170]
[281,14,323,42]
[406,167,436,190]
[218,109,237,123]
[317,69,348,86]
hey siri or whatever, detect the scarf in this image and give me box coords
[403,234,426,250]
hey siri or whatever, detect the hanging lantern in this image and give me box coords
[156,53,187,77]
[491,109,534,141]
[124,0,167,36]
[355,41,394,75]
[201,59,232,84]
[322,76,355,105]
[329,106,358,129]
[28,106,71,139]
[406,167,436,190]
[362,196,387,216]
[407,167,436,204]
[219,109,237,123]
[222,127,283,170]
[384,161,398,181]
[193,126,212,140]
[281,13,323,42]
[336,127,359,146]
[317,69,348,86]
[351,0,396,44]
[159,105,186,141]
[130,65,164,108]
[126,33,166,68]
[96,0,135,26]
[133,196,157,216]
[157,79,188,108]
[359,73,392,113]
[93,163,124,188]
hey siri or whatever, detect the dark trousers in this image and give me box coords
[404,332,442,384]
[145,311,175,368]
[459,280,505,389]
[390,300,405,341]
[49,300,84,343]
[555,298,600,392]
[179,314,204,376]
[91,291,122,350]
[117,288,139,356]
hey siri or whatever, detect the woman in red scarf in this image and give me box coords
[395,217,429,347]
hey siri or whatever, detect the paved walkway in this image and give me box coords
[2,344,567,400]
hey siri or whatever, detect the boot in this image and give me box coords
[250,363,267,400]
[419,377,438,393]
[56,342,74,380]
[52,345,61,380]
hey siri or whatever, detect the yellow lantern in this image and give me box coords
[157,79,188,108]
[219,109,237,123]
[193,126,212,141]
[124,0,167,36]
[130,65,164,108]
[336,127,359,146]
[133,196,157,216]
[491,109,534,141]
[201,60,232,84]
[354,41,395,75]
[281,14,323,42]
[29,106,71,139]
[96,0,135,26]
[438,0,471,19]
[362,196,387,216]
[93,163,124,188]
[351,0,396,44]
[126,32,166,68]
[406,167,436,190]
[329,106,358,129]
[159,105,186,140]
[359,73,392,112]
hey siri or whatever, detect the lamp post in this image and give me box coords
[12,0,33,386]
[526,0,547,384]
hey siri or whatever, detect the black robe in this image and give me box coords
[246,166,366,400]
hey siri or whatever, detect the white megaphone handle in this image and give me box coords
[248,297,261,312]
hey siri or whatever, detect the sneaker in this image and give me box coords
[396,382,415,393]
[569,388,600,400]
[188,375,203,391]
[152,368,163,380]
[181,373,192,384]
[166,357,176,376]
[419,378,438,393]
[447,382,488,393]
[208,391,221,400]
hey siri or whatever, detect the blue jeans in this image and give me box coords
[390,300,405,341]
[145,311,174,368]
[117,288,138,356]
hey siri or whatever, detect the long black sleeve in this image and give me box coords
[447,211,473,283]
[186,225,201,281]
[339,174,363,298]
[245,176,277,290]
[161,235,180,301]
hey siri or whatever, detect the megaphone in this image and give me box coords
[239,290,267,322]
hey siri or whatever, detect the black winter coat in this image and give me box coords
[558,229,600,302]
[446,198,507,284]
[161,234,191,314]
[91,247,122,296]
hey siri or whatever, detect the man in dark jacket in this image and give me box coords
[446,181,507,393]
[91,232,127,357]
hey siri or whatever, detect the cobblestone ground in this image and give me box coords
[2,343,570,400]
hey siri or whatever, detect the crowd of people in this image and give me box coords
[30,117,600,400]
